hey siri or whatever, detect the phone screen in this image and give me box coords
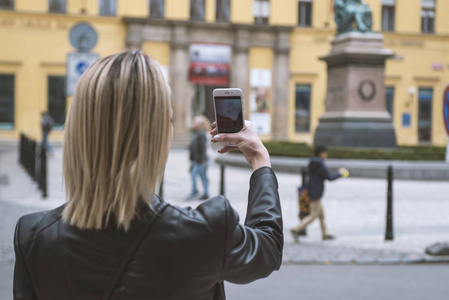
[214,96,244,133]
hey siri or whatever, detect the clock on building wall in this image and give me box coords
[69,23,98,52]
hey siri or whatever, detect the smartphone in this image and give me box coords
[213,88,244,134]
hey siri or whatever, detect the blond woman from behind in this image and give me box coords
[14,51,283,300]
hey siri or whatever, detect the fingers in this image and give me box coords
[211,134,225,143]
[210,127,218,136]
[211,133,243,145]
[218,146,238,154]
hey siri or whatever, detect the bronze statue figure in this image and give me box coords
[334,0,373,35]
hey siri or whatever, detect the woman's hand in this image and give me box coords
[210,121,271,171]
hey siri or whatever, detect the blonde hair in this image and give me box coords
[62,52,171,231]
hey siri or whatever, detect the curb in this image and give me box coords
[216,154,449,180]
[282,256,449,265]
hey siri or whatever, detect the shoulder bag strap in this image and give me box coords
[101,202,169,300]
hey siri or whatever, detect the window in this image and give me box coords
[298,0,312,27]
[421,0,435,33]
[49,0,66,13]
[190,0,205,21]
[216,0,230,22]
[386,86,394,116]
[381,0,395,31]
[418,87,433,142]
[150,0,164,18]
[295,84,311,133]
[0,0,13,9]
[0,74,14,130]
[48,76,66,127]
[254,0,269,25]
[99,0,116,16]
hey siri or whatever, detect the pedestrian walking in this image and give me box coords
[187,115,211,200]
[41,111,54,153]
[291,145,348,242]
[14,51,283,300]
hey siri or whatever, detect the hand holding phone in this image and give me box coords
[213,88,244,146]
[210,120,271,171]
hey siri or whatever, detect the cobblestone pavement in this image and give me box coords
[1,146,449,266]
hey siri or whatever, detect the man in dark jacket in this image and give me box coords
[291,145,348,242]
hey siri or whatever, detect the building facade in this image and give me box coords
[1,0,448,146]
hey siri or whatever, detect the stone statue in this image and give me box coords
[334,0,373,35]
[150,0,164,18]
[190,0,205,21]
[216,0,230,22]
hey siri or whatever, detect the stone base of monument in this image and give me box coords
[316,32,397,148]
[314,112,397,148]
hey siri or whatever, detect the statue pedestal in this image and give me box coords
[314,32,397,148]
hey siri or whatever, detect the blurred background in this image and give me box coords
[1,0,449,299]
[0,0,448,146]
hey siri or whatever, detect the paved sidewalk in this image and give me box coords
[1,146,449,266]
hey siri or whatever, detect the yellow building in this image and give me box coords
[1,0,448,146]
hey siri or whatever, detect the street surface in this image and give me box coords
[1,263,448,300]
[226,264,449,300]
[1,145,449,299]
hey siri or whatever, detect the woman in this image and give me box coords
[188,115,211,200]
[14,52,282,300]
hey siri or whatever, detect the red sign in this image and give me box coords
[189,62,230,86]
[189,44,231,86]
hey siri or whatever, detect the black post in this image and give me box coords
[26,136,32,178]
[220,163,225,196]
[24,136,29,175]
[19,134,24,166]
[30,140,36,180]
[40,144,48,199]
[385,165,394,241]
[158,175,164,198]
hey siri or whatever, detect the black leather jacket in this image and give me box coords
[14,167,283,300]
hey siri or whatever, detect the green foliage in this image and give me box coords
[261,141,446,161]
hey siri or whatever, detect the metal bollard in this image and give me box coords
[26,137,32,177]
[19,134,24,166]
[23,136,29,174]
[385,165,394,241]
[30,140,36,180]
[220,164,225,196]
[40,144,48,199]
